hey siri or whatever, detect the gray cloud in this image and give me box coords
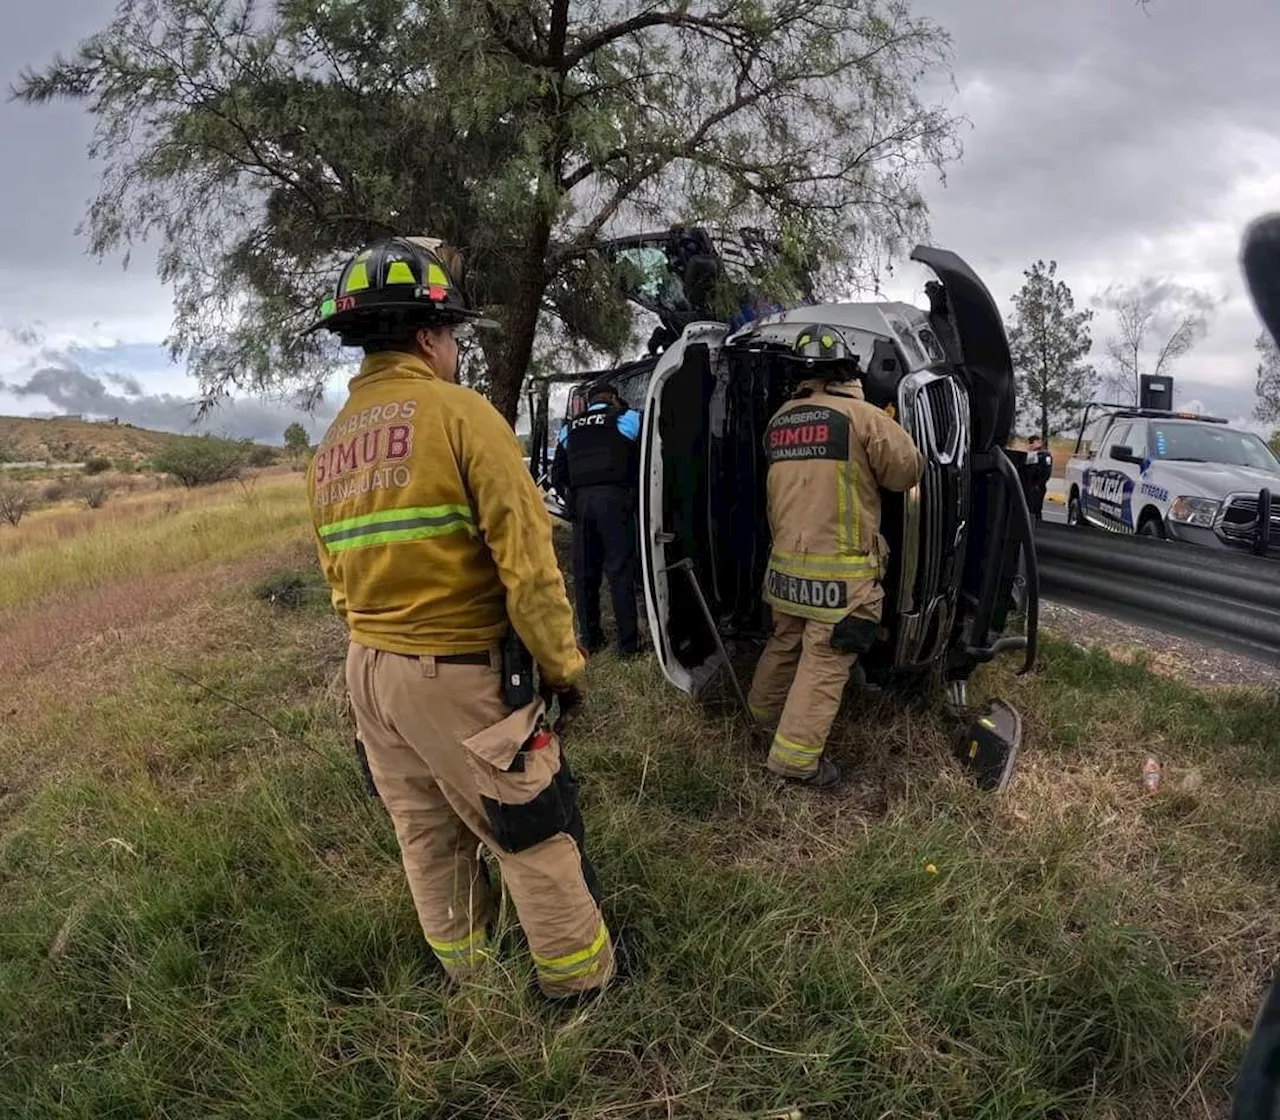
[102,371,145,396]
[4,356,336,444]
[897,0,1280,393]
[6,0,1280,412]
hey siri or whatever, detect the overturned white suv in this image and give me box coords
[1064,405,1280,558]
[529,228,1036,789]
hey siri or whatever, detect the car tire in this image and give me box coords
[1138,513,1166,539]
[1067,489,1084,527]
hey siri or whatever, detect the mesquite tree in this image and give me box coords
[17,0,960,423]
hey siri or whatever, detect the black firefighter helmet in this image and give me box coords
[789,323,860,378]
[305,236,496,346]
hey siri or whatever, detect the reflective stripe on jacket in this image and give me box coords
[307,351,584,687]
[763,379,924,623]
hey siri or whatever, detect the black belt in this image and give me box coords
[434,652,492,666]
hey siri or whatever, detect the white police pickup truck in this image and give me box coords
[1064,405,1280,556]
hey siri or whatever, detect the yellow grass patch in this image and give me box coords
[0,472,309,610]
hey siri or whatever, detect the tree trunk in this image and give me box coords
[1040,402,1049,445]
[487,226,552,427]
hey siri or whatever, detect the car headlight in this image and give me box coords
[1168,496,1220,527]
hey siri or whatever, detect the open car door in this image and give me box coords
[908,246,1036,682]
[638,323,732,693]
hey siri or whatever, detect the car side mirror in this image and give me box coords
[1110,444,1140,464]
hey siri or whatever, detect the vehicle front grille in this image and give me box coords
[1218,493,1280,547]
[895,373,970,666]
[922,377,963,463]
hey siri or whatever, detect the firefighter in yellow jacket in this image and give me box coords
[304,236,613,1000]
[748,325,924,788]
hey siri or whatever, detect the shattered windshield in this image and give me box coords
[1151,423,1280,470]
[614,247,692,315]
[604,228,814,329]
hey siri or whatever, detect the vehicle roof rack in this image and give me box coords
[1071,401,1231,455]
[1091,403,1229,424]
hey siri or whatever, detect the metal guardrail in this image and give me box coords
[1035,521,1280,663]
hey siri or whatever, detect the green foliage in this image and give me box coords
[1255,333,1280,426]
[113,457,139,473]
[18,0,961,421]
[151,435,246,488]
[83,456,112,476]
[247,444,279,468]
[1008,260,1096,442]
[282,422,310,454]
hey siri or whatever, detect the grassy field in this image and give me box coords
[2,485,1279,1118]
[0,473,309,611]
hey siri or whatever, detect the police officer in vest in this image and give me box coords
[1022,435,1054,521]
[305,236,613,1001]
[747,325,924,788]
[552,383,643,656]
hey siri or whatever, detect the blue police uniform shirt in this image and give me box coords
[557,401,642,447]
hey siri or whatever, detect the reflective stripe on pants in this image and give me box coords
[748,612,858,778]
[346,643,614,997]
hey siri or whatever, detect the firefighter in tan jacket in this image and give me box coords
[304,236,612,1000]
[748,325,924,788]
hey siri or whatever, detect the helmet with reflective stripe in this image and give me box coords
[793,324,850,364]
[305,236,496,344]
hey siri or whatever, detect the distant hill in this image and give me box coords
[0,415,180,464]
[0,415,267,465]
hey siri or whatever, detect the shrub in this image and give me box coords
[247,445,278,468]
[252,569,324,609]
[83,457,112,475]
[0,481,34,526]
[113,457,138,473]
[81,486,109,510]
[41,480,70,503]
[151,436,246,488]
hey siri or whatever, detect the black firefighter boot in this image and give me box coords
[786,756,843,790]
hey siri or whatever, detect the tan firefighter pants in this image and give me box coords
[747,613,858,778]
[346,642,613,998]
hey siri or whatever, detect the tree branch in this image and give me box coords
[564,8,739,71]
[561,148,633,190]
[484,1,544,66]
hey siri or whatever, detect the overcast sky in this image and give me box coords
[1,0,1277,439]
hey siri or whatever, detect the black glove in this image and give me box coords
[830,615,878,655]
[539,680,586,735]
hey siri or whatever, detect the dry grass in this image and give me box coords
[0,471,308,610]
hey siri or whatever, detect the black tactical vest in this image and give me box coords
[566,405,637,488]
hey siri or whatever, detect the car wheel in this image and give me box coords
[1067,490,1083,527]
[1138,514,1166,539]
